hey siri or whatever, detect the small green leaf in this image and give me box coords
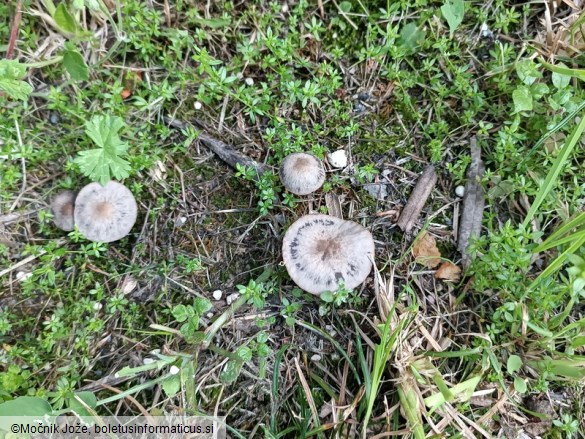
[172,304,189,322]
[220,360,243,384]
[513,376,527,393]
[512,86,533,113]
[507,355,523,374]
[441,0,465,35]
[190,17,231,28]
[339,1,352,12]
[162,374,181,397]
[0,60,33,101]
[194,298,212,315]
[516,59,542,85]
[320,291,334,303]
[53,3,78,34]
[63,49,89,81]
[68,391,97,416]
[530,82,549,100]
[237,346,253,362]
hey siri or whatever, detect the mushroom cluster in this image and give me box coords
[282,214,375,295]
[50,181,137,243]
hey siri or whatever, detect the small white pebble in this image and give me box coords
[245,77,254,86]
[311,354,322,362]
[16,271,33,282]
[143,358,155,365]
[175,216,187,227]
[150,349,161,355]
[226,293,240,305]
[169,365,180,375]
[93,302,103,311]
[194,101,202,110]
[455,185,465,198]
[212,290,223,300]
[327,150,348,168]
[206,312,214,319]
[281,3,288,13]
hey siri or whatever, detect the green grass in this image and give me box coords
[1,0,585,437]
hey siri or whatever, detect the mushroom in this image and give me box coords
[282,213,375,295]
[50,190,76,231]
[74,181,137,242]
[279,152,325,195]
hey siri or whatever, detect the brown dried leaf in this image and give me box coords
[412,231,441,268]
[434,261,462,281]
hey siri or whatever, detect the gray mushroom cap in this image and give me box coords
[50,190,76,231]
[74,181,137,243]
[279,152,325,195]
[282,214,375,295]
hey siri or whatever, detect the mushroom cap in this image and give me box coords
[279,152,325,195]
[74,181,137,243]
[282,214,375,295]
[50,190,76,231]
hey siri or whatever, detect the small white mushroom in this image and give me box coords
[327,150,347,168]
[74,181,137,242]
[455,185,465,198]
[50,190,76,231]
[279,152,326,195]
[282,214,375,295]
[212,290,223,300]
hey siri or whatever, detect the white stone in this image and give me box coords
[143,358,155,365]
[245,77,254,86]
[169,365,180,375]
[16,271,33,282]
[194,101,202,110]
[212,290,223,300]
[93,302,103,311]
[281,3,288,12]
[327,150,347,168]
[226,293,240,305]
[455,185,465,198]
[206,312,214,319]
[310,354,322,362]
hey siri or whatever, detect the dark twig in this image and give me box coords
[6,0,23,60]
[164,116,268,178]
[457,137,485,269]
[396,165,438,233]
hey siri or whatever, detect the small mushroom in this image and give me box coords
[74,181,137,242]
[282,213,375,295]
[279,152,325,195]
[50,190,76,231]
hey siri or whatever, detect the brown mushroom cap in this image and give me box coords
[279,152,325,195]
[50,190,76,231]
[74,181,137,243]
[282,214,375,295]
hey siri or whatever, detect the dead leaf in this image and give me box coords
[413,231,441,268]
[435,261,462,281]
[121,88,132,99]
[397,165,437,233]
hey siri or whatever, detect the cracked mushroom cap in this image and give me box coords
[74,181,137,243]
[279,152,325,195]
[50,190,76,231]
[282,214,375,295]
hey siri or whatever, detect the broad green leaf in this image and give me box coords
[397,23,425,53]
[552,68,571,89]
[540,59,585,81]
[194,298,212,315]
[530,82,549,100]
[220,359,243,384]
[0,397,53,430]
[172,304,189,322]
[0,60,33,101]
[162,374,181,397]
[339,1,352,12]
[237,346,253,362]
[513,376,527,393]
[75,115,131,184]
[63,49,89,81]
[53,3,78,34]
[68,391,97,416]
[507,355,523,373]
[441,0,465,35]
[512,86,533,113]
